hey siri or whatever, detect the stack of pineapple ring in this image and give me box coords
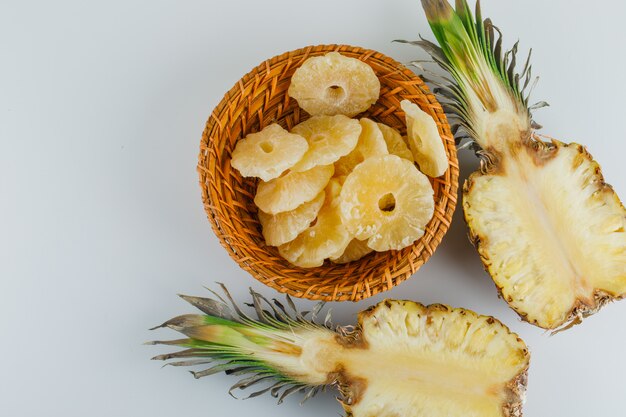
[231,52,448,268]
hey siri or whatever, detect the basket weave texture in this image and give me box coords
[199,44,458,301]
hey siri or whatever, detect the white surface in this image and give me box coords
[1,0,624,415]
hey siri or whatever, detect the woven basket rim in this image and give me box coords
[199,44,459,302]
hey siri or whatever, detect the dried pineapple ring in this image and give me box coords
[254,164,334,215]
[325,177,343,204]
[288,52,380,117]
[278,185,351,268]
[377,122,414,162]
[330,238,373,264]
[400,100,448,177]
[258,191,325,246]
[334,118,388,176]
[230,123,308,181]
[290,115,361,172]
[340,155,434,251]
[333,174,348,185]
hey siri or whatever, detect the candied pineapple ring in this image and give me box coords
[401,100,448,177]
[291,115,361,172]
[330,238,374,264]
[340,155,434,251]
[288,52,380,117]
[325,177,343,203]
[230,123,309,181]
[254,164,334,215]
[335,118,388,176]
[258,191,325,246]
[377,122,414,162]
[278,184,351,268]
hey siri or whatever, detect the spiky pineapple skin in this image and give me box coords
[464,139,626,330]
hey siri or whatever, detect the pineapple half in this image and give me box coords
[399,0,626,330]
[150,286,530,417]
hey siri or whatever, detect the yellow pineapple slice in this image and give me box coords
[400,100,448,177]
[377,122,414,162]
[230,123,308,181]
[340,155,434,251]
[325,177,343,203]
[288,52,381,117]
[334,118,388,176]
[258,191,325,246]
[290,115,361,172]
[254,164,334,215]
[330,238,373,264]
[278,184,350,268]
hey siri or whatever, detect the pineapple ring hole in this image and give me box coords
[259,141,274,153]
[378,193,396,213]
[325,85,346,102]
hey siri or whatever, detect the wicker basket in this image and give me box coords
[198,44,458,302]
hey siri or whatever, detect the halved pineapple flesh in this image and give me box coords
[152,291,529,417]
[341,301,529,417]
[464,141,626,329]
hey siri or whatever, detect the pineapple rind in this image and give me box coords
[464,140,626,329]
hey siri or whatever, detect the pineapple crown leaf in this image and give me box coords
[148,285,333,403]
[396,0,547,144]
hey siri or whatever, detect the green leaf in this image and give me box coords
[401,0,545,147]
